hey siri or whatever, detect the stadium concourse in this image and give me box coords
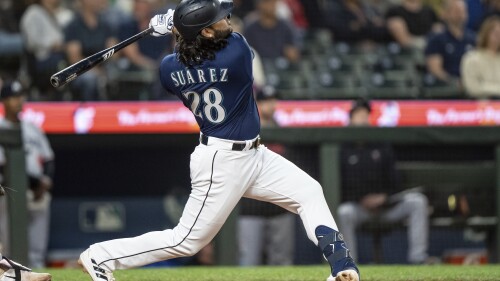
[0,0,499,272]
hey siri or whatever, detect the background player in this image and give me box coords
[0,80,55,268]
[77,1,360,281]
[337,99,429,264]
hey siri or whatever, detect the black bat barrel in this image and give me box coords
[50,27,153,88]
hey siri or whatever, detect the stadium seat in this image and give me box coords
[420,73,464,99]
[364,71,419,99]
[312,54,357,73]
[269,70,310,99]
[302,29,333,56]
[310,70,366,99]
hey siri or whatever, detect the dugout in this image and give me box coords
[1,126,499,265]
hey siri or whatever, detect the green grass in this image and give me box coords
[46,265,500,281]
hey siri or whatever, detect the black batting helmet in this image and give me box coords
[174,0,233,42]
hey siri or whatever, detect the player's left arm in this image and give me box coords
[31,126,54,200]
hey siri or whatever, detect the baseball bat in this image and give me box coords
[50,27,154,88]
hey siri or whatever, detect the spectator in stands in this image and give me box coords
[64,0,118,100]
[232,0,256,19]
[101,0,129,34]
[461,16,500,98]
[328,0,388,44]
[423,0,445,17]
[244,0,300,63]
[280,0,309,34]
[337,99,429,264]
[298,0,327,30]
[425,0,475,83]
[425,0,488,31]
[0,80,55,268]
[0,0,24,78]
[118,0,172,100]
[483,0,500,21]
[465,0,488,31]
[238,86,295,266]
[0,0,23,56]
[424,0,489,32]
[386,0,442,50]
[20,0,69,100]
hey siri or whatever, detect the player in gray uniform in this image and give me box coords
[0,81,55,268]
[77,1,359,281]
[0,185,51,281]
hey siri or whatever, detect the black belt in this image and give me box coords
[200,134,261,151]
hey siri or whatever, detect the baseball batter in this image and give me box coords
[78,1,360,281]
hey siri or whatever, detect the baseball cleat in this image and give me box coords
[326,269,359,281]
[316,226,360,281]
[78,249,115,281]
[332,256,359,281]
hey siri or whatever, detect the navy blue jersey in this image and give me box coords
[159,33,260,141]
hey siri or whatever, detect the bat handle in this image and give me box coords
[145,26,154,35]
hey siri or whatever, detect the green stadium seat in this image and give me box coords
[421,74,464,99]
[270,70,310,99]
[364,71,419,99]
[310,69,366,99]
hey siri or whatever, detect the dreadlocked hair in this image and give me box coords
[175,32,229,66]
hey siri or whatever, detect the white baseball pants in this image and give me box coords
[90,137,338,271]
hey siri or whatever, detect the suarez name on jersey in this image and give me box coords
[170,68,229,86]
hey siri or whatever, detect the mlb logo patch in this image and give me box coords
[158,14,165,25]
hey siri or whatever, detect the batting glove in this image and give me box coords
[149,9,174,37]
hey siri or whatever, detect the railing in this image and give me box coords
[0,128,29,264]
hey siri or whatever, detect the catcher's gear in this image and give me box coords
[173,0,233,41]
[0,256,51,281]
